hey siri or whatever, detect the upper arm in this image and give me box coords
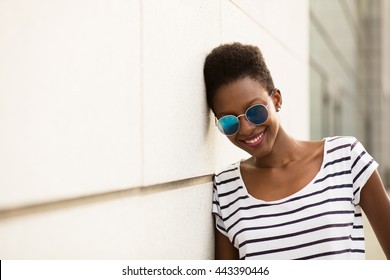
[214,226,239,260]
[359,170,390,259]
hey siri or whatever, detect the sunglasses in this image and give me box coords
[215,102,270,136]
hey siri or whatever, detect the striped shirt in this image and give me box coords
[212,136,378,260]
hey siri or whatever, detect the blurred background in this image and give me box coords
[0,0,388,259]
[310,0,390,189]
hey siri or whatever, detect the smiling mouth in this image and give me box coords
[242,129,266,147]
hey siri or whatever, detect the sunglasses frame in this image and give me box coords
[215,90,276,136]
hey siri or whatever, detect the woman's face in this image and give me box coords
[212,76,281,158]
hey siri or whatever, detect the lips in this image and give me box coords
[241,128,266,147]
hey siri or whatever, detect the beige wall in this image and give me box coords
[0,0,309,259]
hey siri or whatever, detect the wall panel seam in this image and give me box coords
[0,174,213,220]
[140,0,145,186]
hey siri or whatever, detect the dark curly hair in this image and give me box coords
[203,42,275,112]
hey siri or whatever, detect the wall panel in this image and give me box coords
[0,182,214,259]
[0,0,142,208]
[142,0,221,185]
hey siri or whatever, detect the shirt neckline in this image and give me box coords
[237,138,328,204]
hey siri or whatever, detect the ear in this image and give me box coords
[272,89,283,112]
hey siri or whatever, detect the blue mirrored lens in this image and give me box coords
[217,115,239,135]
[246,105,268,124]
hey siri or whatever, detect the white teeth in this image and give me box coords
[245,132,264,144]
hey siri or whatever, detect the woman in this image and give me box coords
[204,42,390,260]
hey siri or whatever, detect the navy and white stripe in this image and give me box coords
[212,136,378,260]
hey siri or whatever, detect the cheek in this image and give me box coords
[266,115,281,140]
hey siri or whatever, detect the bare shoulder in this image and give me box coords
[298,139,325,161]
[301,139,324,150]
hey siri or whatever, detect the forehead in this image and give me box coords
[213,77,268,114]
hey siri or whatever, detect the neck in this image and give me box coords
[253,127,301,168]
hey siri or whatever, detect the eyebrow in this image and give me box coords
[216,97,267,118]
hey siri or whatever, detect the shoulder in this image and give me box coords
[214,161,240,180]
[323,136,376,167]
[324,135,358,145]
[213,161,241,187]
[324,136,360,152]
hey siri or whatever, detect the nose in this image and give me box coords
[237,115,256,136]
